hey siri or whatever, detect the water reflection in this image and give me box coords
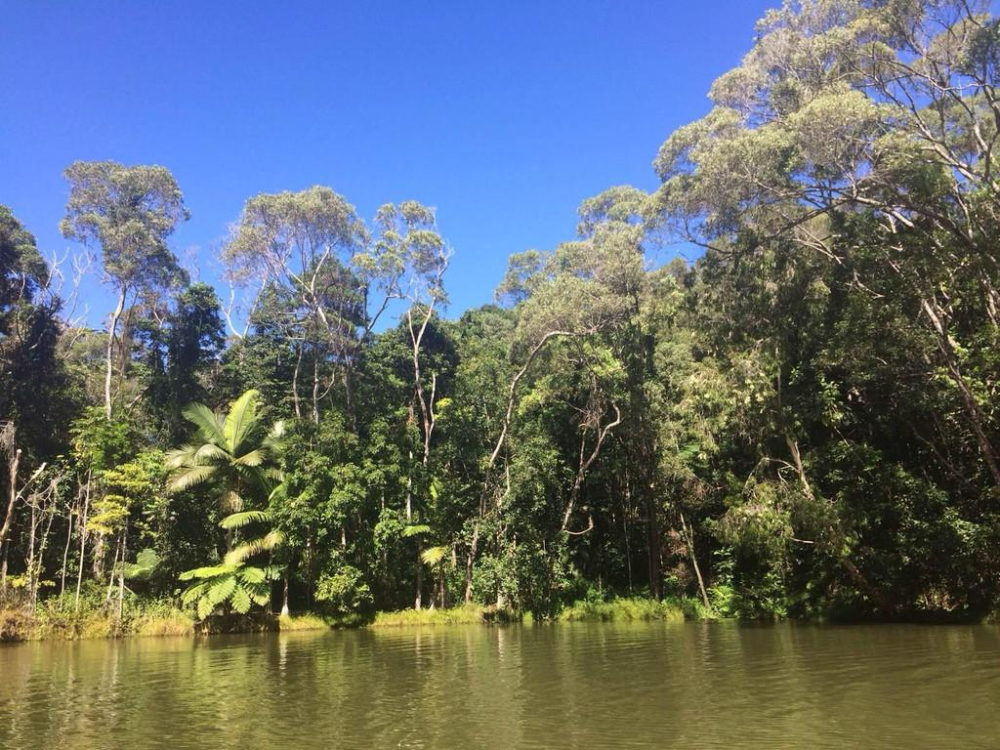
[1,622,998,749]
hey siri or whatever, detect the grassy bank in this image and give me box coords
[0,605,354,642]
[1,604,196,642]
[556,596,697,623]
[372,604,488,627]
[1,596,713,643]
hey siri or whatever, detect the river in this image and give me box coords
[1,622,998,749]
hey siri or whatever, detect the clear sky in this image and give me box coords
[1,1,775,327]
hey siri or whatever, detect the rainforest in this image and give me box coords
[3,0,1000,646]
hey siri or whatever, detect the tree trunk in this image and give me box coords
[105,534,121,604]
[0,447,20,552]
[464,522,479,604]
[60,501,75,602]
[74,471,91,612]
[415,539,423,611]
[105,287,127,420]
[116,527,128,623]
[679,510,710,609]
[646,491,662,600]
[921,298,1000,486]
[26,495,37,608]
[292,345,303,420]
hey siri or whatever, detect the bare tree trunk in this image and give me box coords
[646,491,662,600]
[292,344,303,420]
[464,521,479,604]
[60,501,75,602]
[75,471,91,612]
[105,534,121,604]
[0,543,8,592]
[679,510,710,609]
[561,405,620,533]
[116,527,127,623]
[311,350,321,424]
[105,287,127,420]
[0,446,20,551]
[415,540,423,611]
[26,496,36,607]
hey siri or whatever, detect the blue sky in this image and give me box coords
[1,1,774,328]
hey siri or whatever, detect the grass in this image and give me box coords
[277,613,331,631]
[372,604,487,627]
[556,596,690,623]
[134,609,196,637]
[0,595,709,642]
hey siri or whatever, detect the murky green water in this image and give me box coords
[1,622,998,749]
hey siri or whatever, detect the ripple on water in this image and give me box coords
[1,623,999,750]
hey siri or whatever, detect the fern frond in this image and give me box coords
[208,575,237,606]
[240,566,267,585]
[403,524,431,538]
[421,546,448,566]
[179,563,237,581]
[181,581,209,606]
[197,595,215,621]
[224,530,283,564]
[231,585,252,614]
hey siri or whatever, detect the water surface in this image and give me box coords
[1,622,998,749]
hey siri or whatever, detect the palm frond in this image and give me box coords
[167,465,217,493]
[194,442,231,464]
[224,389,262,454]
[182,403,228,446]
[219,510,272,530]
[165,445,199,470]
[234,448,265,467]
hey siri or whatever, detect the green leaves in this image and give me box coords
[224,389,262,454]
[61,161,187,290]
[182,403,228,448]
[178,562,278,621]
[121,548,161,581]
[219,510,272,530]
[421,546,448,566]
[167,390,282,519]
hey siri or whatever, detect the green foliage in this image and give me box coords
[7,2,1000,634]
[372,604,486,627]
[557,597,687,623]
[179,562,277,620]
[314,563,373,615]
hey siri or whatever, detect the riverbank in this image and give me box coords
[1,596,705,642]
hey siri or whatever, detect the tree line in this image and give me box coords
[2,0,999,623]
